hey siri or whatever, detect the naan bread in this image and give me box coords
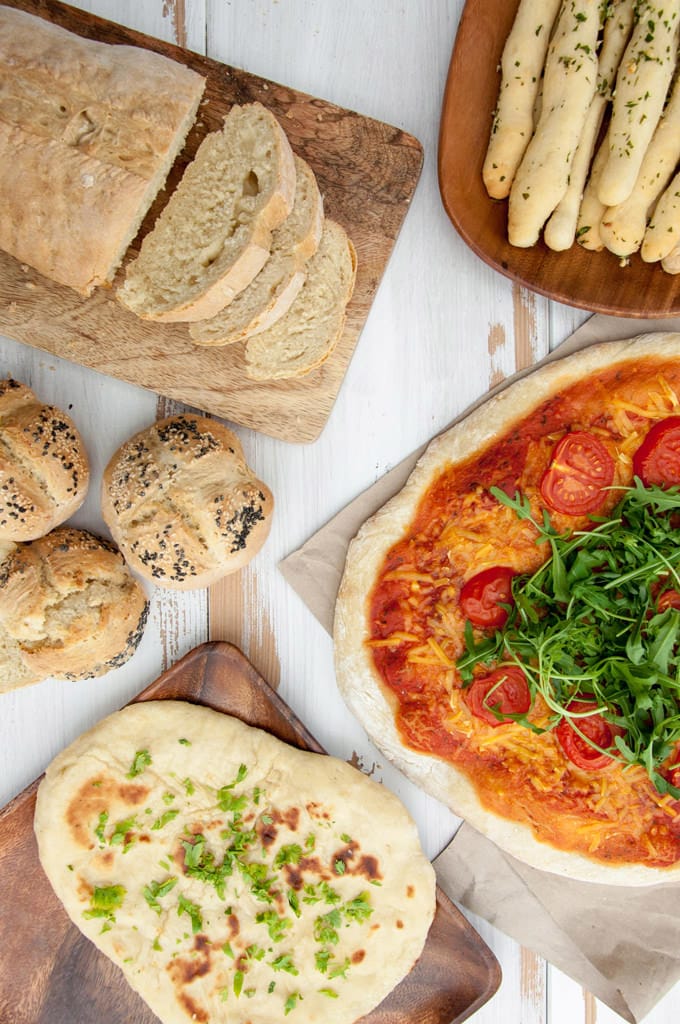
[34,701,435,1024]
[334,333,680,886]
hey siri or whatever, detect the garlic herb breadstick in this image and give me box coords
[576,130,611,250]
[597,0,680,208]
[508,0,601,248]
[483,0,562,200]
[641,167,680,260]
[600,68,680,255]
[544,0,635,251]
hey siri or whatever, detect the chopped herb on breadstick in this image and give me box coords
[641,166,680,260]
[508,0,601,248]
[600,69,680,255]
[597,0,680,208]
[545,0,635,250]
[483,0,562,200]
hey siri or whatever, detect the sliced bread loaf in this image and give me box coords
[244,219,357,381]
[117,103,297,322]
[190,155,323,346]
[0,7,205,296]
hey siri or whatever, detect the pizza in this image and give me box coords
[34,700,435,1024]
[334,333,680,885]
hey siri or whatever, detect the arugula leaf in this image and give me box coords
[460,482,680,790]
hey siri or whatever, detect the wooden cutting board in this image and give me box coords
[0,642,501,1024]
[0,0,423,443]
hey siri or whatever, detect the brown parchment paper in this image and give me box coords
[280,314,680,1023]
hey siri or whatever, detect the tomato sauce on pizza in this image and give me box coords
[367,356,680,869]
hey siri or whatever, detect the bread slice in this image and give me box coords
[0,7,205,296]
[190,156,324,346]
[117,103,297,322]
[244,219,357,381]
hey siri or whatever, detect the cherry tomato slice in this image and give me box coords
[633,416,680,487]
[465,665,531,727]
[459,566,516,628]
[555,700,616,771]
[663,746,680,790]
[657,588,680,613]
[540,431,615,516]
[666,762,680,791]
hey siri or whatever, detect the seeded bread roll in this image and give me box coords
[0,379,89,542]
[0,528,149,682]
[190,155,324,346]
[0,7,205,296]
[0,537,42,692]
[0,623,43,693]
[117,103,296,322]
[245,219,357,381]
[101,415,274,589]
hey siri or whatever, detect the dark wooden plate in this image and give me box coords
[0,0,423,443]
[438,0,680,317]
[0,642,501,1024]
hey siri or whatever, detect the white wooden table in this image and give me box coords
[0,2,674,1023]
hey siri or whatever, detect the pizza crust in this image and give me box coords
[334,332,680,886]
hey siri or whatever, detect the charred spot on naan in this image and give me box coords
[66,774,150,849]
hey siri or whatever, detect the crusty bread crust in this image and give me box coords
[0,7,205,296]
[0,527,148,681]
[101,415,274,589]
[0,379,89,542]
[334,333,680,886]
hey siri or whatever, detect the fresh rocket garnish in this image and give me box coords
[458,479,680,793]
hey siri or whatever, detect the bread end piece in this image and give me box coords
[0,7,205,296]
[245,219,357,381]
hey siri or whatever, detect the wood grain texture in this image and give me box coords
[0,643,501,1024]
[439,0,680,318]
[0,0,423,442]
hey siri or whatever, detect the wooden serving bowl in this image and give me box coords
[438,0,680,317]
